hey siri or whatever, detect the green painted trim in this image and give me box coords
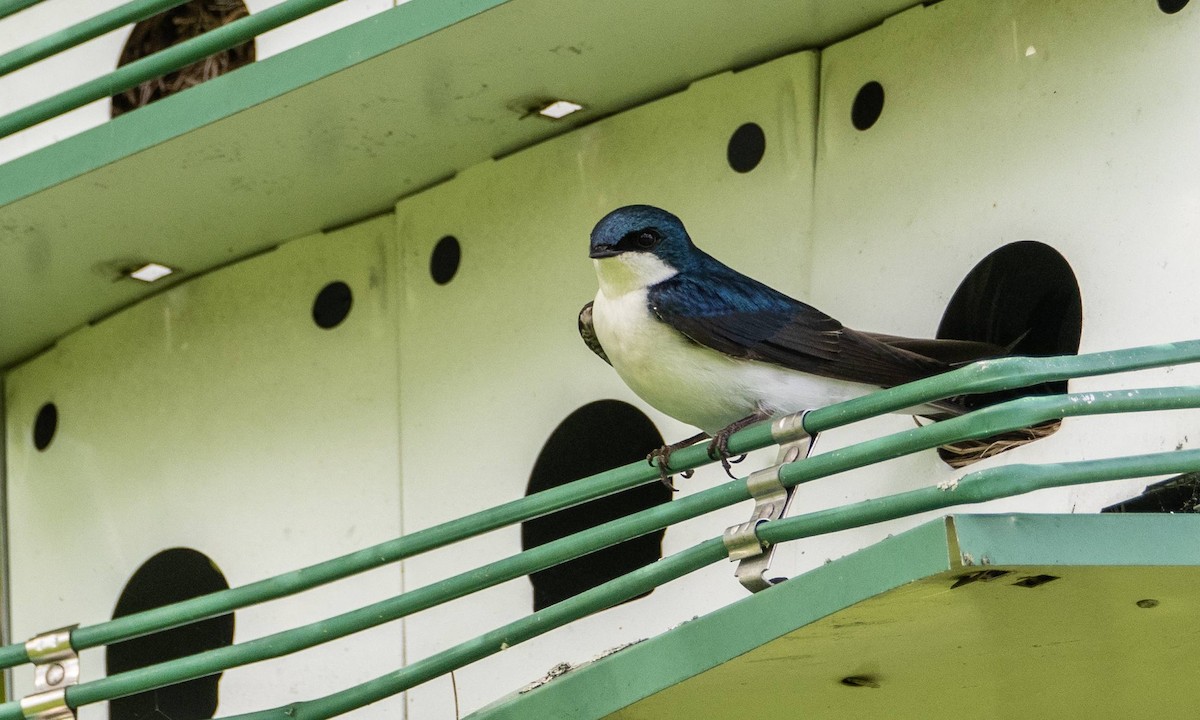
[1,352,1198,710]
[469,518,957,720]
[947,513,1200,566]
[0,0,509,207]
[467,514,1200,719]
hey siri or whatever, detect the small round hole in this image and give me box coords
[33,402,57,451]
[431,236,461,285]
[851,81,885,131]
[312,281,353,329]
[1158,0,1189,13]
[726,122,766,173]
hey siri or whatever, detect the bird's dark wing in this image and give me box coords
[647,261,964,388]
[578,301,610,365]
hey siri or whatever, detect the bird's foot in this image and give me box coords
[647,432,709,491]
[708,412,770,478]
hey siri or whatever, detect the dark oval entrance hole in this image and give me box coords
[523,400,672,611]
[108,548,234,720]
[935,241,1083,465]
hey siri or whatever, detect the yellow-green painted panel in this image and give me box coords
[472,515,1200,720]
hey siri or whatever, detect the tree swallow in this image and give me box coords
[580,204,1006,479]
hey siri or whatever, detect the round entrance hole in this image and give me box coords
[935,241,1082,465]
[523,400,672,611]
[108,548,234,720]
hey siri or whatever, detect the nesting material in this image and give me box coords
[111,0,254,117]
[928,418,1063,468]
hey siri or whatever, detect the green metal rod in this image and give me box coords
[55,482,750,712]
[0,341,1195,673]
[50,360,1200,663]
[0,342,1194,672]
[759,448,1200,546]
[0,0,348,139]
[0,0,191,77]
[784,386,1200,488]
[0,417,761,674]
[223,539,731,720]
[0,383,1186,718]
[0,0,44,21]
[801,339,1200,434]
[219,448,1200,720]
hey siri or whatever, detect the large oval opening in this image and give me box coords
[523,400,672,611]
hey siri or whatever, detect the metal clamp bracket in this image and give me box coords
[21,625,79,720]
[723,413,813,593]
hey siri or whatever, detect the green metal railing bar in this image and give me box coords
[224,539,733,720]
[0,0,349,139]
[783,386,1200,488]
[801,339,1200,433]
[0,0,191,78]
[0,383,1190,718]
[0,423,764,673]
[0,0,44,22]
[50,483,752,716]
[0,341,1197,675]
[760,447,1200,547]
[217,446,1200,720]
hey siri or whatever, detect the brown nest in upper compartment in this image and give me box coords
[111,0,254,118]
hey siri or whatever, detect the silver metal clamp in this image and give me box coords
[20,625,79,720]
[723,413,813,593]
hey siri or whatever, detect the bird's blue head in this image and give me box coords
[589,205,699,272]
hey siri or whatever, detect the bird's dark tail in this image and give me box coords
[864,328,1058,467]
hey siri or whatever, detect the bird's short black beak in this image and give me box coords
[589,245,620,259]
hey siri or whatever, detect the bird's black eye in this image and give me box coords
[619,229,661,251]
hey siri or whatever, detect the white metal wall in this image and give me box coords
[393,52,820,717]
[3,217,406,717]
[789,0,1200,571]
[3,0,1200,717]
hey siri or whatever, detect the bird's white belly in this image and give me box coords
[591,288,878,435]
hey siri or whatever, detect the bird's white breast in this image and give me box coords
[591,257,878,435]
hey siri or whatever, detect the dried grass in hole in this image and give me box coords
[916,416,1062,468]
[112,0,254,117]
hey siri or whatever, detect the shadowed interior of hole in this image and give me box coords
[111,0,255,118]
[108,548,234,720]
[938,240,1083,408]
[523,400,672,612]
